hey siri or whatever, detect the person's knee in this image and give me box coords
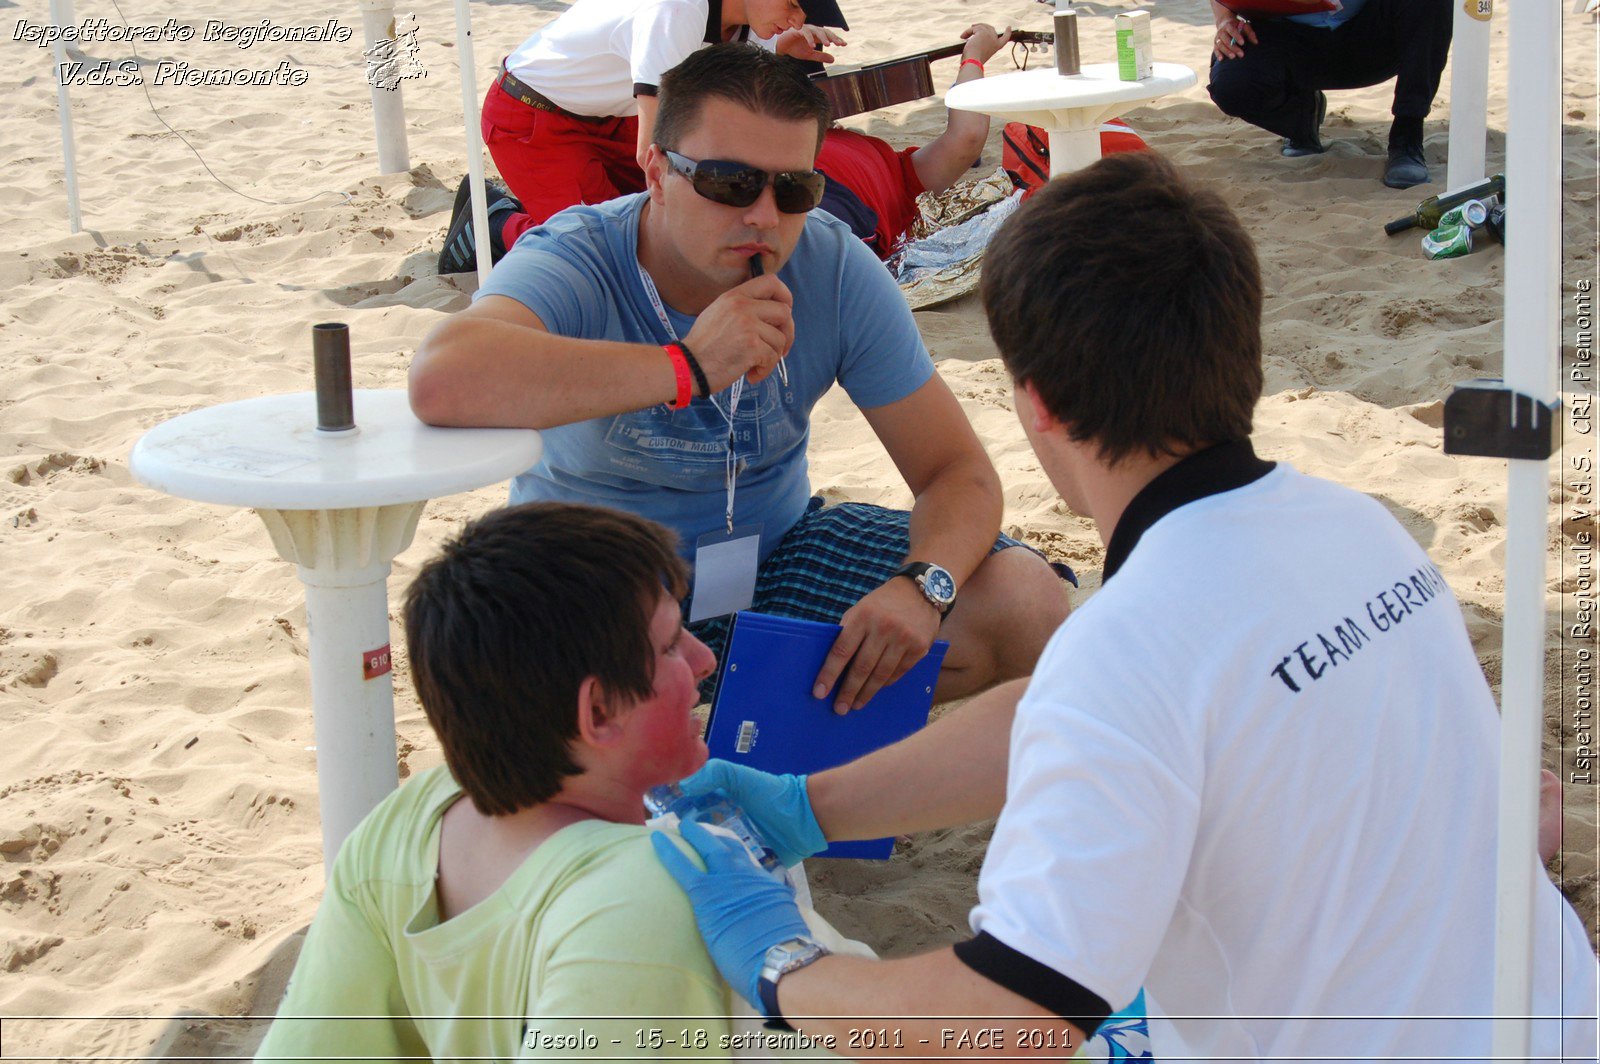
[1207,64,1256,120]
[956,547,1071,675]
[1386,0,1454,27]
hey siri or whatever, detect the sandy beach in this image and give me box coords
[1,0,1595,1057]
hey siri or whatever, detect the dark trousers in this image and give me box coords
[1207,0,1454,144]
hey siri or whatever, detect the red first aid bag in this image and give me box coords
[1001,119,1148,199]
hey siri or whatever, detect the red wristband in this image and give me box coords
[664,343,693,410]
[960,58,984,72]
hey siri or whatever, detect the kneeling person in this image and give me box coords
[653,152,1597,1060]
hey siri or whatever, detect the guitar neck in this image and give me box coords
[922,30,1053,64]
[810,31,1056,119]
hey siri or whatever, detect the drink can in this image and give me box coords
[1485,203,1506,244]
[1438,199,1488,230]
[1422,224,1473,260]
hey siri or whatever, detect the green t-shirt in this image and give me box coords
[255,766,732,1061]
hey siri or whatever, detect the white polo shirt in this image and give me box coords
[504,0,753,117]
[958,441,1598,1060]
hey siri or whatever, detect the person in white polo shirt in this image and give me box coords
[438,0,847,273]
[651,150,1599,1060]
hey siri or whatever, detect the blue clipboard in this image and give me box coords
[704,611,948,859]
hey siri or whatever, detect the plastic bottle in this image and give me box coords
[644,782,786,880]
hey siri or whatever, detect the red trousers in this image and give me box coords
[481,79,645,246]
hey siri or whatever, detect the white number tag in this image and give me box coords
[688,524,763,622]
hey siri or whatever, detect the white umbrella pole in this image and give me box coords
[1491,0,1561,1056]
[49,0,81,234]
[1446,0,1493,189]
[454,0,494,278]
[359,0,412,174]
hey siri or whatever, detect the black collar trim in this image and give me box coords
[1102,440,1275,582]
[704,0,723,42]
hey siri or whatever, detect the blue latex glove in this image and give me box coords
[652,818,812,1009]
[678,759,826,867]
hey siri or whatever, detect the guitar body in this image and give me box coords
[810,31,1052,119]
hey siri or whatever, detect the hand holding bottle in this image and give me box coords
[673,759,827,867]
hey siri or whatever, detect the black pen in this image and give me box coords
[749,253,788,388]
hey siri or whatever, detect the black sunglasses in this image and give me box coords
[662,150,826,214]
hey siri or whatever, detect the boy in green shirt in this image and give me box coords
[255,503,739,1060]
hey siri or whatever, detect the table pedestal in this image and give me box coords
[257,504,426,860]
[131,389,542,869]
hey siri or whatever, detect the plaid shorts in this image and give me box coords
[687,497,1043,700]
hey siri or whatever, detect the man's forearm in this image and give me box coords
[775,949,1080,1060]
[905,457,1003,584]
[944,85,990,149]
[913,66,990,196]
[409,317,677,429]
[808,677,1021,841]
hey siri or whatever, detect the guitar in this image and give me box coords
[810,30,1053,120]
[1220,0,1337,16]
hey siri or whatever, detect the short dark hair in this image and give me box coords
[981,151,1263,464]
[654,43,831,156]
[403,503,689,816]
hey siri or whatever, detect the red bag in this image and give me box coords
[1001,119,1148,199]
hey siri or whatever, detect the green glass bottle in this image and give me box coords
[1384,173,1505,235]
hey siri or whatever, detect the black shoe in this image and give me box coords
[438,177,520,274]
[1281,90,1327,157]
[1382,141,1429,189]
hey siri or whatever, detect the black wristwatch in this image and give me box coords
[893,561,957,617]
[756,936,832,1030]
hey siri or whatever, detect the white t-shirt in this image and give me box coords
[966,445,1598,1060]
[505,0,753,117]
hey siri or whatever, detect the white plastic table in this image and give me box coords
[131,389,541,868]
[947,62,1197,176]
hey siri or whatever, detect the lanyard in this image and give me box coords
[638,265,744,533]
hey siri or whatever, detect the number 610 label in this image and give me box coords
[362,644,392,680]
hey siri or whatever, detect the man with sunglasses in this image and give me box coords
[411,44,1069,717]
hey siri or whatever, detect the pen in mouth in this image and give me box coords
[750,254,789,388]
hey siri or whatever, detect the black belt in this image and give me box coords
[498,67,612,125]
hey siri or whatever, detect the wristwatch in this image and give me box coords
[894,561,957,617]
[756,935,832,1029]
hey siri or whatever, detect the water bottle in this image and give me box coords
[645,782,786,880]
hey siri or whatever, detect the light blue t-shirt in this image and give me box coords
[477,194,934,563]
[1287,0,1368,30]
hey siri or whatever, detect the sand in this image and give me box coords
[1,0,1595,1057]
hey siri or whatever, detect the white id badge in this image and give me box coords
[689,524,763,622]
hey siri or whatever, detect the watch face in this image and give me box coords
[770,941,815,967]
[763,937,826,977]
[925,566,956,604]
